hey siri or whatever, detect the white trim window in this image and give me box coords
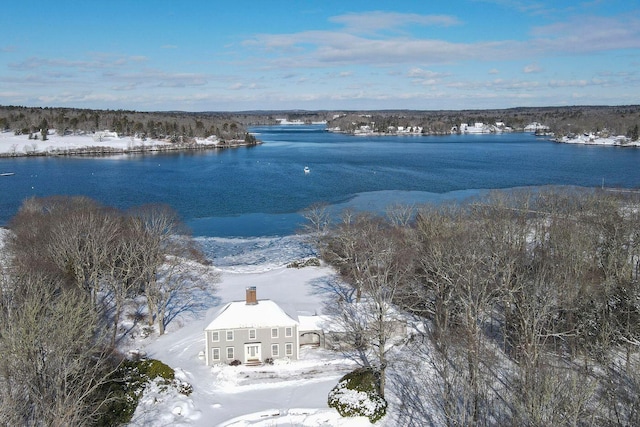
[285,327,293,337]
[285,343,293,356]
[271,328,279,338]
[271,344,279,357]
[212,348,220,361]
[226,330,234,341]
[249,329,256,340]
[211,331,220,342]
[227,347,234,360]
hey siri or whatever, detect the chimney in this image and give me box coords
[246,286,258,305]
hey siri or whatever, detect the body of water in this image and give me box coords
[1,125,639,238]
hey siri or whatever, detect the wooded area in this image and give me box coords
[0,196,217,425]
[2,104,639,140]
[311,188,640,426]
[0,106,249,141]
[2,186,640,424]
[326,105,640,138]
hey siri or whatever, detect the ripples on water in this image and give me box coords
[3,124,640,260]
[195,234,317,273]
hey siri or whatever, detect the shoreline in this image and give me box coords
[329,127,640,147]
[0,131,261,158]
[554,134,640,147]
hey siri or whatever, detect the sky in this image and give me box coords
[1,0,639,112]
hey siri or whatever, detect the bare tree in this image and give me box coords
[300,202,332,246]
[47,202,122,305]
[320,213,414,399]
[128,204,218,335]
[101,216,150,345]
[402,203,505,426]
[0,272,116,426]
[320,210,377,302]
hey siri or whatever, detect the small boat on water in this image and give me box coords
[303,166,310,174]
[0,172,15,176]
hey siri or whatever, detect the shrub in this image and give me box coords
[139,359,175,382]
[328,367,387,423]
[141,326,155,338]
[96,358,179,426]
[286,257,321,268]
[229,359,242,366]
[176,381,193,396]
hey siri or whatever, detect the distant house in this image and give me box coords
[204,287,300,366]
[460,122,489,134]
[524,122,550,133]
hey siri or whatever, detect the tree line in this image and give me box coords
[4,105,639,142]
[0,105,250,141]
[307,187,640,426]
[0,196,217,425]
[326,105,640,138]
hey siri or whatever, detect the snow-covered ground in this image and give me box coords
[0,231,380,426]
[0,130,220,156]
[124,236,380,427]
[556,133,640,147]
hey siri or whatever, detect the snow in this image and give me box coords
[298,315,333,332]
[556,133,640,147]
[205,299,298,330]
[524,122,550,132]
[0,130,220,156]
[0,229,381,426]
[329,382,385,421]
[125,238,383,427]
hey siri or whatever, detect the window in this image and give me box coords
[271,328,279,338]
[285,343,293,356]
[285,327,293,337]
[212,348,220,361]
[227,347,234,360]
[271,344,279,357]
[211,331,219,342]
[226,330,234,341]
[249,329,256,340]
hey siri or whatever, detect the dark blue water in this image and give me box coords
[1,124,639,237]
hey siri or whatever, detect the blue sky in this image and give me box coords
[1,0,639,111]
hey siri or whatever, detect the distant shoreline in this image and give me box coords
[0,131,261,158]
[554,134,640,147]
[0,140,261,158]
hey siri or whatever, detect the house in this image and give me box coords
[204,287,300,366]
[460,122,489,134]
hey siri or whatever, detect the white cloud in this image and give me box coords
[523,63,542,73]
[547,78,609,88]
[407,67,451,86]
[407,67,449,78]
[250,33,476,70]
[530,15,640,53]
[228,82,260,91]
[329,11,461,34]
[243,12,639,74]
[8,54,147,71]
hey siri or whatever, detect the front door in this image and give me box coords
[244,343,262,363]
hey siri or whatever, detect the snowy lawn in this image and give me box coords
[126,263,380,426]
[0,129,219,157]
